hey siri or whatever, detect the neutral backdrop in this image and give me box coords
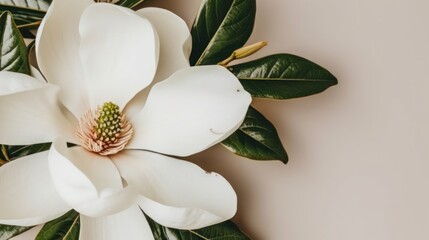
[140,0,429,239]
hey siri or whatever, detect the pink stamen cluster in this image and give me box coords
[77,102,133,155]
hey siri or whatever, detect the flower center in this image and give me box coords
[76,102,133,155]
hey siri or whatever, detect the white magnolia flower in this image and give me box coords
[0,0,251,239]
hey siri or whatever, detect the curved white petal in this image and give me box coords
[30,66,48,84]
[80,205,153,240]
[128,66,252,156]
[10,225,44,240]
[79,3,158,109]
[112,150,237,229]
[36,0,93,118]
[125,8,191,117]
[48,139,138,217]
[0,84,77,145]
[137,8,190,81]
[0,152,70,226]
[0,71,45,94]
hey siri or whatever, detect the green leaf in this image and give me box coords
[190,0,256,66]
[229,54,338,99]
[0,225,32,240]
[222,106,288,163]
[0,143,51,166]
[0,0,50,28]
[36,210,80,240]
[0,0,51,10]
[0,11,30,74]
[146,216,251,240]
[0,6,45,27]
[115,0,144,8]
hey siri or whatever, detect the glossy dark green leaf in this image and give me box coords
[0,225,32,240]
[36,210,79,240]
[229,54,338,99]
[0,0,50,28]
[0,11,30,74]
[0,6,45,27]
[0,0,51,10]
[0,143,51,162]
[190,0,256,66]
[223,106,288,163]
[115,0,144,8]
[146,216,250,240]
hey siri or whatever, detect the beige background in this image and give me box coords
[140,0,429,239]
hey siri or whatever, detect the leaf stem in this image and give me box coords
[1,145,10,161]
[17,20,42,30]
[189,230,209,240]
[63,215,80,239]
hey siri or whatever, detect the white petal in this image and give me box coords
[128,66,252,156]
[0,71,45,95]
[36,0,93,118]
[125,8,191,117]
[80,205,153,240]
[79,3,158,109]
[137,8,190,81]
[0,152,70,226]
[48,139,138,217]
[10,225,44,240]
[0,84,77,145]
[112,150,237,229]
[30,66,48,84]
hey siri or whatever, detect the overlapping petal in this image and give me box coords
[29,66,48,84]
[79,205,153,240]
[112,150,237,229]
[136,7,191,85]
[125,7,191,117]
[79,3,158,109]
[0,80,76,145]
[0,152,70,226]
[128,65,252,156]
[48,140,138,217]
[0,71,45,94]
[36,0,93,118]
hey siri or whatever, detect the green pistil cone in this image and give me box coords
[95,102,122,143]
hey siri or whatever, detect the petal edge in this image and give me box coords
[112,150,237,229]
[128,66,252,156]
[48,140,137,217]
[0,152,70,226]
